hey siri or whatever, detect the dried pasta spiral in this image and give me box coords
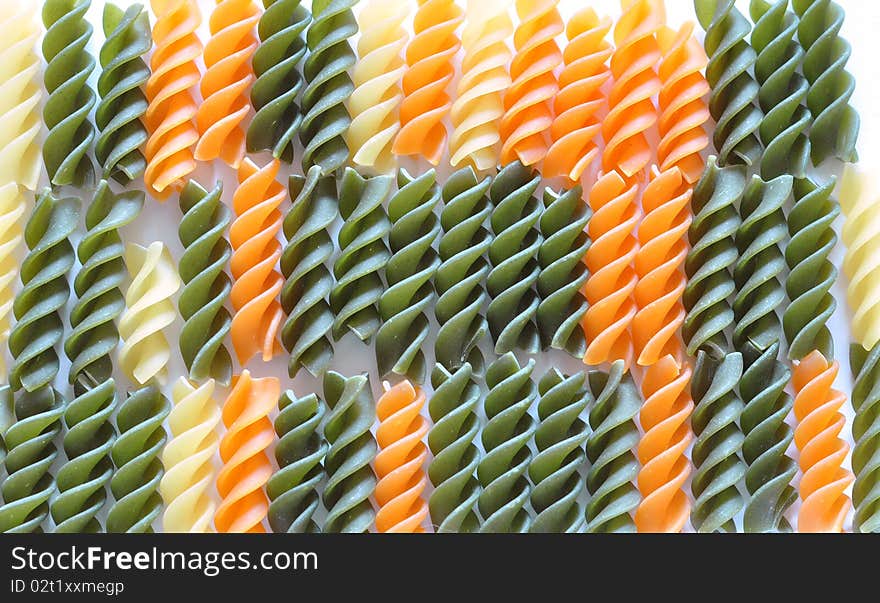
[0,185,25,381]
[850,344,880,533]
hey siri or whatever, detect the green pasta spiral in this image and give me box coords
[792,0,859,164]
[300,0,356,173]
[690,350,746,533]
[376,169,440,384]
[0,387,66,533]
[0,388,12,469]
[585,361,640,533]
[282,166,337,377]
[478,353,536,533]
[268,390,327,533]
[10,191,79,394]
[96,2,150,184]
[249,0,310,161]
[850,344,880,533]
[695,0,763,166]
[322,371,377,534]
[108,384,170,533]
[332,168,392,342]
[429,363,481,533]
[537,186,590,357]
[683,157,744,356]
[783,177,838,360]
[749,0,810,179]
[487,161,543,355]
[42,0,96,188]
[178,180,233,385]
[529,369,589,533]
[435,167,492,373]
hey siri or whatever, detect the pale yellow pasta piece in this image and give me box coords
[0,183,25,382]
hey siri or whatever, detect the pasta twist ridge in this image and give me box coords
[144,0,201,199]
[850,344,880,533]
[783,177,838,360]
[478,353,537,533]
[689,350,745,533]
[793,0,859,164]
[42,0,96,188]
[10,192,79,394]
[160,378,220,532]
[635,356,693,533]
[375,380,429,533]
[657,23,710,185]
[694,0,763,166]
[281,168,337,377]
[178,180,232,385]
[449,0,511,172]
[543,8,611,184]
[393,0,462,165]
[529,369,589,533]
[322,371,377,533]
[347,0,408,171]
[0,185,27,381]
[96,3,150,184]
[332,169,391,343]
[376,169,441,384]
[538,185,589,357]
[633,167,691,366]
[0,387,66,533]
[585,361,640,533]
[216,371,277,533]
[429,363,481,533]
[792,351,853,532]
[300,0,356,174]
[108,384,170,533]
[602,0,661,180]
[268,389,327,533]
[487,162,542,355]
[0,2,41,191]
[583,170,638,367]
[248,0,310,161]
[119,242,181,386]
[230,158,284,365]
[749,0,810,179]
[498,0,562,167]
[435,167,491,372]
[195,0,259,168]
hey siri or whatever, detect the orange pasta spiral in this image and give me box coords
[215,371,277,533]
[393,0,462,165]
[602,0,662,181]
[500,0,563,167]
[633,167,691,366]
[793,351,853,533]
[195,0,259,168]
[636,356,693,533]
[230,158,284,365]
[583,170,639,367]
[375,380,429,533]
[145,0,202,199]
[543,8,611,185]
[657,23,710,185]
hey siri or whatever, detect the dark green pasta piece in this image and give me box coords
[332,168,391,343]
[850,344,880,533]
[281,166,337,377]
[537,185,590,357]
[268,390,327,533]
[249,0,310,161]
[376,169,440,384]
[487,161,542,355]
[42,0,96,188]
[178,180,233,385]
[585,361,640,533]
[96,2,150,184]
[322,371,377,533]
[529,369,589,533]
[429,363,481,533]
[435,167,491,373]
